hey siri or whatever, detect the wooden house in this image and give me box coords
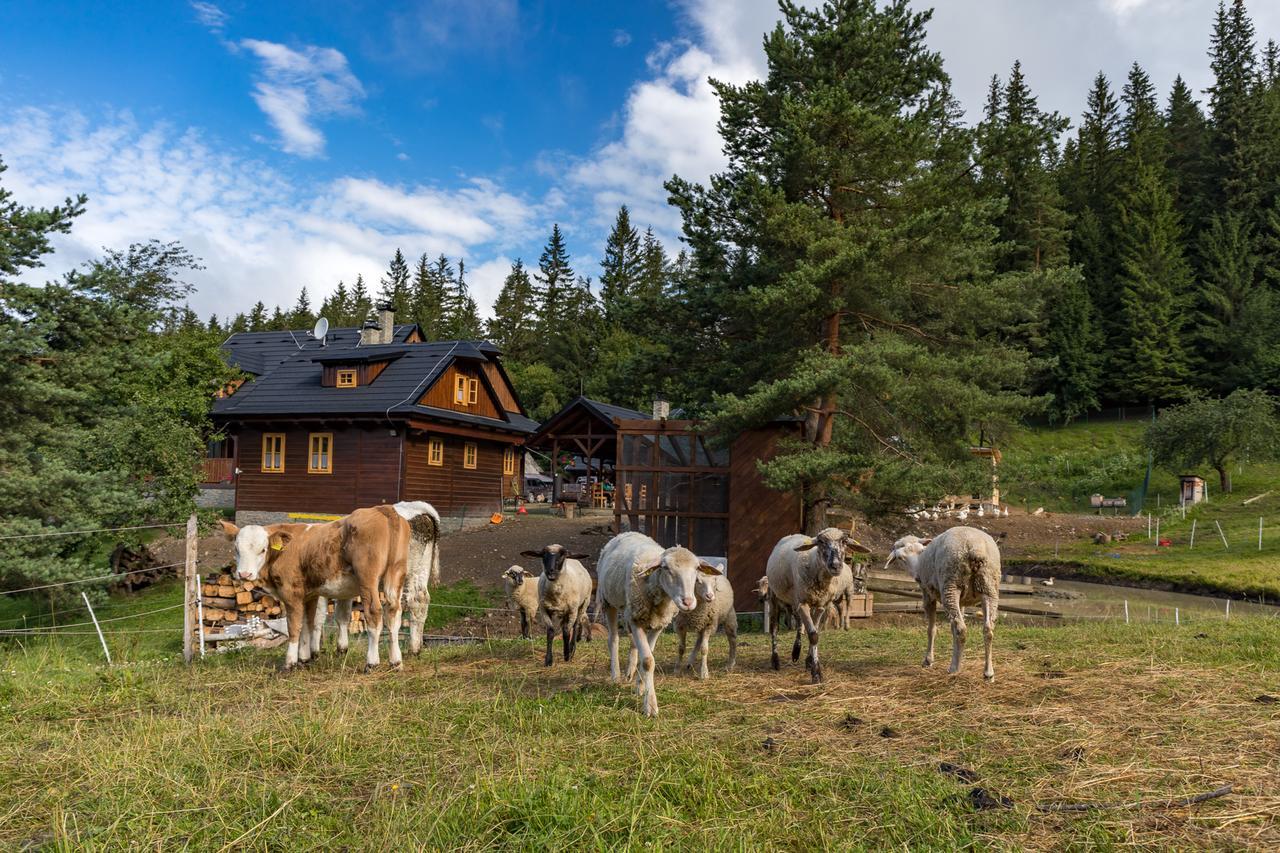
[210,307,536,526]
[1179,475,1207,506]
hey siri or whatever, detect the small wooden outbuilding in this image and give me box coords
[1180,475,1207,506]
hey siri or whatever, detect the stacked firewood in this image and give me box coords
[199,570,367,636]
[108,543,175,592]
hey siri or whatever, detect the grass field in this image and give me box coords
[1001,420,1280,600]
[1,581,1277,850]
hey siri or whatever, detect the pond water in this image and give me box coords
[875,575,1279,624]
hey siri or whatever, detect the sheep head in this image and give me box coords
[635,546,722,612]
[794,527,872,576]
[521,544,588,581]
[502,565,529,587]
[885,535,932,581]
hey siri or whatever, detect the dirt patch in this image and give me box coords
[437,514,614,587]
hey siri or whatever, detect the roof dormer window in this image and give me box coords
[336,369,357,388]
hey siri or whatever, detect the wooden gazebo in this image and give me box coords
[525,396,647,504]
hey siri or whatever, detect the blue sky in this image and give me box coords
[2,0,1277,321]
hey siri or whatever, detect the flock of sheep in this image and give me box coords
[505,525,1003,718]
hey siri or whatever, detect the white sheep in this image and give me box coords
[595,531,722,717]
[674,571,737,679]
[885,526,1001,680]
[765,528,872,683]
[819,561,868,630]
[520,544,592,666]
[501,565,541,640]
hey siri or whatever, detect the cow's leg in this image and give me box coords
[632,624,658,717]
[334,598,353,654]
[362,585,383,672]
[385,584,405,669]
[769,602,781,671]
[797,603,822,683]
[725,610,738,673]
[308,596,327,658]
[922,591,938,668]
[944,587,966,675]
[281,597,305,670]
[603,605,621,683]
[407,584,430,657]
[981,594,998,682]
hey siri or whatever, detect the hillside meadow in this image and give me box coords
[1,579,1277,850]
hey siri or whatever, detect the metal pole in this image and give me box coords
[1226,598,1231,620]
[1190,519,1197,549]
[1155,518,1160,545]
[183,514,197,665]
[1175,607,1180,626]
[82,591,111,665]
[1216,520,1229,550]
[1124,599,1129,624]
[1259,517,1263,551]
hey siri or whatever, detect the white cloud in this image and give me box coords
[190,1,227,32]
[238,39,365,158]
[612,29,632,47]
[1101,0,1154,17]
[0,108,542,320]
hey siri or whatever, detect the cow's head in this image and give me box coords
[885,535,932,581]
[795,527,873,576]
[502,565,530,587]
[520,544,588,582]
[634,546,722,612]
[219,519,291,582]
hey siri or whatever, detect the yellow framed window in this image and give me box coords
[336,369,357,388]
[467,377,479,405]
[308,433,333,474]
[428,437,444,467]
[463,442,478,469]
[503,446,516,476]
[261,433,285,473]
[454,375,467,403]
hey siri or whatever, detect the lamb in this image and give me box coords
[520,545,592,666]
[819,561,868,630]
[674,571,737,679]
[595,531,722,717]
[501,565,541,640]
[765,528,872,683]
[884,526,1001,681]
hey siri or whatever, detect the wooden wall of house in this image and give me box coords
[481,361,522,413]
[233,425,402,514]
[418,363,501,420]
[402,431,520,516]
[727,424,804,605]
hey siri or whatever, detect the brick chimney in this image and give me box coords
[376,301,395,344]
[360,318,381,346]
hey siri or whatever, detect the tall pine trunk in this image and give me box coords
[803,288,842,534]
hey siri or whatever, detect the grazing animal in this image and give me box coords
[520,545,592,666]
[220,502,436,671]
[674,571,737,679]
[765,528,872,683]
[819,562,869,630]
[595,532,722,717]
[501,565,541,640]
[885,526,1002,681]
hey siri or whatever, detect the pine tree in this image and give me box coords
[487,259,538,361]
[1207,0,1261,213]
[247,301,267,331]
[634,228,671,339]
[1121,63,1167,169]
[378,249,411,316]
[321,280,350,326]
[441,259,483,339]
[544,275,600,396]
[533,224,575,347]
[290,286,315,329]
[267,305,287,331]
[410,253,446,339]
[599,205,642,325]
[667,0,1038,526]
[1043,271,1102,422]
[1165,75,1213,241]
[1113,163,1191,402]
[349,275,372,327]
[1192,212,1272,390]
[206,314,223,336]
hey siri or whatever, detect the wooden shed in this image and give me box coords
[1180,475,1207,506]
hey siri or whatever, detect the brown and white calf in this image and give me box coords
[219,501,439,670]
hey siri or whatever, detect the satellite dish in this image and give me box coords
[312,317,329,345]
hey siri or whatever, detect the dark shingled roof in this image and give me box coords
[214,326,536,434]
[526,396,648,448]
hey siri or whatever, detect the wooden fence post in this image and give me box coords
[183,514,197,664]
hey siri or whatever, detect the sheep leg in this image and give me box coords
[334,598,352,654]
[519,610,530,640]
[604,605,622,683]
[562,617,575,662]
[981,594,997,682]
[579,605,592,642]
[676,627,688,672]
[632,625,659,718]
[725,610,738,673]
[769,602,781,671]
[544,622,556,667]
[944,587,966,675]
[922,592,937,668]
[695,628,711,680]
[797,603,823,683]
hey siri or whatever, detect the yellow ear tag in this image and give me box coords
[271,542,283,551]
